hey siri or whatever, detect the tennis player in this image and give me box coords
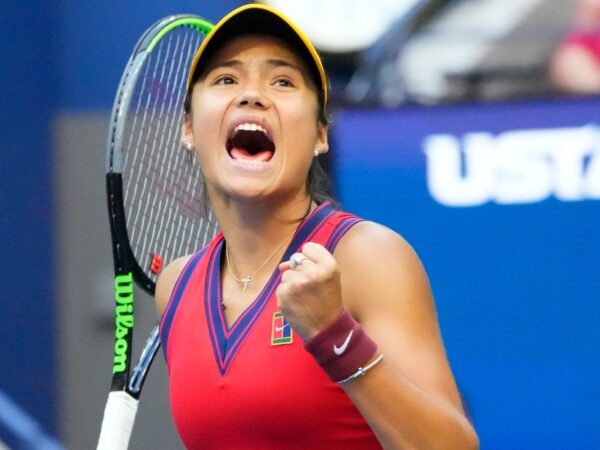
[156,4,479,449]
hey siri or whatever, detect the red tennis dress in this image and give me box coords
[160,202,381,449]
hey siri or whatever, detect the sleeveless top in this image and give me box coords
[159,202,382,449]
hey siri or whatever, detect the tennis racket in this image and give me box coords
[98,15,217,449]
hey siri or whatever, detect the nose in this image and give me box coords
[236,82,268,109]
[237,94,266,109]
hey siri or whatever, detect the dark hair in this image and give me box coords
[307,153,336,206]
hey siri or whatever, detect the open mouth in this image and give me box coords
[226,123,275,163]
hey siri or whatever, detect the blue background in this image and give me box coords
[1,0,598,447]
[333,99,599,449]
[0,0,57,434]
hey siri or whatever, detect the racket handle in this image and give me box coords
[97,391,139,450]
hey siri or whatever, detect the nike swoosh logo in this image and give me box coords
[333,330,354,356]
[275,323,289,332]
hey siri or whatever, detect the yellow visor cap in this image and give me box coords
[186,4,328,108]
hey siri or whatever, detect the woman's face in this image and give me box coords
[182,34,328,205]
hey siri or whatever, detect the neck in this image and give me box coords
[212,194,315,276]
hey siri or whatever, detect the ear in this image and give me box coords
[315,123,329,154]
[181,113,193,147]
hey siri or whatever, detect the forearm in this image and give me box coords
[341,358,479,450]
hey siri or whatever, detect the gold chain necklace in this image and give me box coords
[225,233,293,292]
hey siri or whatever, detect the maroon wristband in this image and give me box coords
[303,309,377,382]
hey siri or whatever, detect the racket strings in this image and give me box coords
[153,30,218,258]
[149,31,198,258]
[133,30,207,263]
[158,32,217,257]
[120,26,217,280]
[134,35,180,261]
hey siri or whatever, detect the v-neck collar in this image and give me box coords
[204,201,336,375]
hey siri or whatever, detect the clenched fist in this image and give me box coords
[277,242,345,339]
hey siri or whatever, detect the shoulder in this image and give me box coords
[155,254,193,318]
[333,220,432,320]
[335,220,424,274]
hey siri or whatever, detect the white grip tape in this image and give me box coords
[97,391,139,450]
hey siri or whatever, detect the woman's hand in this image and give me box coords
[277,242,344,340]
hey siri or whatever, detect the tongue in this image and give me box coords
[230,147,273,162]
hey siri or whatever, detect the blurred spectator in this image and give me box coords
[549,0,600,94]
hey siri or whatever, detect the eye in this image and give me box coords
[215,75,235,85]
[274,78,294,88]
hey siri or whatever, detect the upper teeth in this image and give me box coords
[235,123,267,134]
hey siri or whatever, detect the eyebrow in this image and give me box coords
[265,58,304,74]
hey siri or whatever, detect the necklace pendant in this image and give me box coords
[241,276,252,292]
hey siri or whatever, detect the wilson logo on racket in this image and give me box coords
[113,273,134,374]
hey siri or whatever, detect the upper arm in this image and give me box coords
[334,221,463,411]
[155,255,192,318]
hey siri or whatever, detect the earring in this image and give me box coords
[186,143,193,151]
[313,148,320,157]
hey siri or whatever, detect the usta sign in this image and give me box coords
[424,125,600,206]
